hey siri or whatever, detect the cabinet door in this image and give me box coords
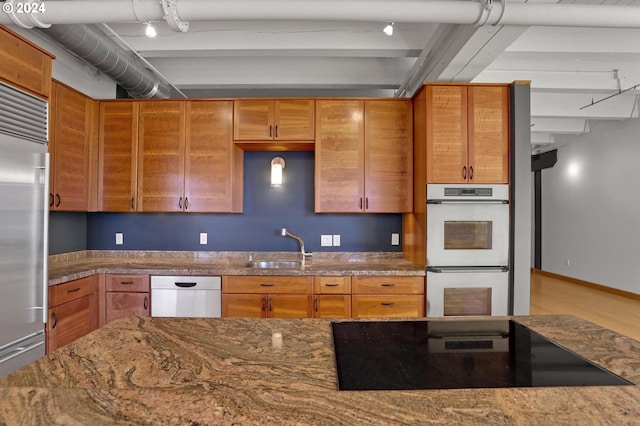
[268,295,312,318]
[185,101,242,212]
[315,100,365,212]
[106,292,150,324]
[50,82,90,211]
[138,101,186,212]
[468,86,510,183]
[274,99,315,140]
[47,296,93,353]
[222,294,265,318]
[313,295,351,318]
[351,295,425,318]
[426,85,468,184]
[364,100,413,212]
[98,101,139,211]
[233,100,273,140]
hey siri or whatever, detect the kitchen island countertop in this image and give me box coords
[0,315,638,425]
[48,250,425,285]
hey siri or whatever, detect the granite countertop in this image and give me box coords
[0,315,638,425]
[48,251,425,285]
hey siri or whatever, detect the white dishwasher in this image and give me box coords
[151,276,222,317]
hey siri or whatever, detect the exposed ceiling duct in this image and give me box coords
[36,24,172,98]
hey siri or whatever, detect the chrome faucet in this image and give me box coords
[281,228,312,259]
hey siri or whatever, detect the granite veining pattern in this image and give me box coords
[0,315,639,425]
[48,250,425,285]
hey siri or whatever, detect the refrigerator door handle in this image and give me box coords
[37,154,49,324]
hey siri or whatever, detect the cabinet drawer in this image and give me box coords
[314,276,351,294]
[223,276,312,294]
[352,295,425,318]
[49,276,95,307]
[106,292,150,323]
[352,276,424,295]
[106,274,150,292]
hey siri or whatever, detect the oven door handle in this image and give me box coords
[427,200,509,204]
[427,266,509,273]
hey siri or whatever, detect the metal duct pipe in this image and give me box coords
[37,24,171,98]
[3,0,640,29]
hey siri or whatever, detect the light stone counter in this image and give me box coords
[0,315,638,425]
[48,250,425,285]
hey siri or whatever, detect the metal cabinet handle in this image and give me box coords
[143,296,148,310]
[130,197,135,210]
[49,193,54,207]
[261,296,266,312]
[67,287,80,293]
[178,197,183,209]
[324,283,340,287]
[55,194,61,207]
[462,166,467,179]
[469,165,474,180]
[381,302,395,307]
[184,197,189,210]
[51,312,58,329]
[174,282,197,288]
[120,281,134,285]
[275,125,278,138]
[381,283,395,287]
[260,283,275,287]
[314,297,319,312]
[359,197,363,209]
[269,125,273,138]
[365,197,369,210]
[268,297,273,312]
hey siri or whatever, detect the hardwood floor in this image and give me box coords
[530,270,640,341]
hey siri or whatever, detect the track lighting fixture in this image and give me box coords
[145,22,157,38]
[383,22,394,36]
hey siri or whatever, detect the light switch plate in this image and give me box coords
[332,234,341,247]
[391,233,400,246]
[200,233,208,245]
[115,232,123,245]
[321,235,333,247]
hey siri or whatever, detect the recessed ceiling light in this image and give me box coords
[383,22,394,36]
[145,22,157,38]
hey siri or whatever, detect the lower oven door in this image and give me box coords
[427,266,509,317]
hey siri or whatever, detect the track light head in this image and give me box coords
[383,22,394,36]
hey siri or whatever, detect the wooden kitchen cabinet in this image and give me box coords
[98,101,139,211]
[313,276,351,318]
[104,274,150,324]
[222,276,313,318]
[233,99,315,148]
[49,81,94,211]
[137,100,242,212]
[351,276,425,318]
[47,275,98,354]
[315,99,412,213]
[425,84,509,184]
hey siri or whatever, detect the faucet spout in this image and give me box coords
[281,228,312,259]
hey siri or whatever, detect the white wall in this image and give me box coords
[541,117,640,295]
[9,26,117,99]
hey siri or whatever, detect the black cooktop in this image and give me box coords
[331,320,632,391]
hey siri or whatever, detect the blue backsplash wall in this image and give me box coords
[58,151,403,253]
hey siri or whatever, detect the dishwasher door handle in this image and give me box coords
[174,282,197,288]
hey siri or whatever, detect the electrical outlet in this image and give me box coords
[200,233,208,245]
[391,233,400,246]
[115,232,123,245]
[332,234,341,247]
[321,235,333,247]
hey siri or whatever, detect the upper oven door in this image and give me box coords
[427,185,509,267]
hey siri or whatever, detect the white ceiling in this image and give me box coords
[7,0,640,151]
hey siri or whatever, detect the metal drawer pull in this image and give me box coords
[66,288,80,293]
[51,313,58,328]
[314,298,319,311]
[381,283,395,287]
[120,281,135,285]
[260,283,275,287]
[174,282,197,288]
[325,283,340,287]
[143,296,148,310]
[269,298,273,311]
[381,302,395,307]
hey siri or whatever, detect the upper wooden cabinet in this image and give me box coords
[0,25,53,98]
[137,100,242,213]
[315,99,413,213]
[425,84,509,184]
[233,99,315,149]
[98,101,139,212]
[50,81,93,211]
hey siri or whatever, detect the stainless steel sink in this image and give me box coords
[244,260,303,269]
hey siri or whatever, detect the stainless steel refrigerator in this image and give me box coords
[0,81,49,377]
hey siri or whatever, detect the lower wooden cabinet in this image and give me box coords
[222,276,312,318]
[47,275,98,354]
[313,276,351,318]
[351,276,425,318]
[105,274,150,324]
